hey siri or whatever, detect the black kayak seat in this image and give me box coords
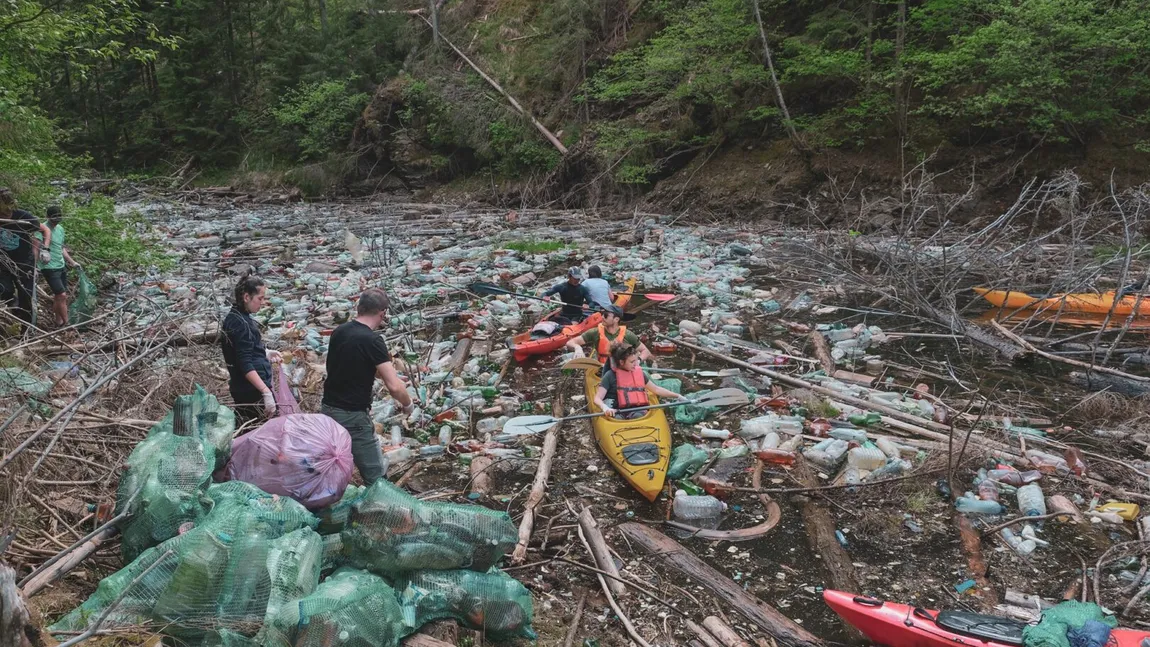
[935,610,1026,646]
[622,443,659,466]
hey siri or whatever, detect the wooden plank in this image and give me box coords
[617,523,824,647]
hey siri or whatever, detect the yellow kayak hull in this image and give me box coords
[583,369,671,502]
[973,287,1150,316]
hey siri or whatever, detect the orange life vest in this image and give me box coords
[614,365,650,409]
[595,323,628,365]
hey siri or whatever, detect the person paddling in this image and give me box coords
[593,342,683,419]
[539,267,589,324]
[566,305,652,368]
[581,265,614,310]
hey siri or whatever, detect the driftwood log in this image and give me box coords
[511,395,562,563]
[617,523,825,647]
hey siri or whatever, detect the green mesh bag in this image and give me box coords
[1023,600,1117,647]
[68,267,96,326]
[316,485,366,535]
[340,480,517,577]
[262,567,409,647]
[654,379,718,423]
[397,568,536,640]
[116,388,236,561]
[667,444,712,480]
[52,486,321,642]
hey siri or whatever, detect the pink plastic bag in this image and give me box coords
[225,413,353,509]
[273,365,300,416]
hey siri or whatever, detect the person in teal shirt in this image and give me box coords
[38,205,80,327]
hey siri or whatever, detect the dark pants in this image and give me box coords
[321,403,386,485]
[42,268,67,295]
[0,259,35,327]
[231,389,265,431]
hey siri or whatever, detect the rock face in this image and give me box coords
[349,78,474,192]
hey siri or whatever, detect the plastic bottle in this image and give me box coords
[848,412,882,427]
[842,467,862,486]
[865,458,910,481]
[672,490,727,531]
[977,479,1000,502]
[1064,447,1088,476]
[760,432,781,450]
[418,445,445,458]
[740,414,803,438]
[755,448,797,465]
[876,437,901,459]
[384,446,413,464]
[716,444,749,459]
[1000,528,1037,556]
[986,468,1043,486]
[1025,449,1070,476]
[829,428,869,444]
[696,476,732,499]
[1016,483,1047,516]
[700,428,731,440]
[955,495,1005,515]
[476,417,506,435]
[847,446,886,471]
[438,425,452,445]
[804,439,849,471]
[389,425,403,446]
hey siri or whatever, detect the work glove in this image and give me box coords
[401,402,416,417]
[38,249,51,265]
[261,390,277,416]
[572,346,586,358]
[266,349,283,364]
[601,406,617,419]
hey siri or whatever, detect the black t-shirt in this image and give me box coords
[322,320,393,411]
[543,281,589,318]
[0,209,41,263]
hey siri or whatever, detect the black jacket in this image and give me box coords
[221,306,272,398]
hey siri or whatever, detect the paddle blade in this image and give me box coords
[561,357,602,371]
[696,368,742,378]
[501,415,560,436]
[469,282,511,296]
[641,293,677,303]
[689,387,751,407]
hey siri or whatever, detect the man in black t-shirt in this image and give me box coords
[321,288,414,484]
[0,188,52,330]
[540,267,590,324]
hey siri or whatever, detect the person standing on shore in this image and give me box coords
[0,188,52,331]
[38,205,80,328]
[221,275,282,427]
[321,288,414,485]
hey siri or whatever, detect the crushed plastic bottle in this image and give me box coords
[672,490,726,535]
[829,428,869,444]
[876,437,901,459]
[865,458,910,481]
[955,495,1005,515]
[803,439,849,471]
[1001,527,1037,556]
[977,479,1000,502]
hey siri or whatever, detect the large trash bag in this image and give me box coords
[273,365,300,416]
[397,568,536,640]
[116,387,235,561]
[1023,600,1117,647]
[68,266,96,326]
[263,567,409,647]
[224,413,353,510]
[340,479,517,577]
[51,484,321,643]
[667,444,711,480]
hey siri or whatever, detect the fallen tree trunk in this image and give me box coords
[578,507,626,598]
[928,306,1026,361]
[808,330,836,374]
[617,522,825,647]
[511,396,562,563]
[22,526,118,597]
[703,616,753,647]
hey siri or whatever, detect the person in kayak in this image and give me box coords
[593,342,683,419]
[539,267,589,324]
[221,275,282,427]
[581,265,614,310]
[566,305,652,369]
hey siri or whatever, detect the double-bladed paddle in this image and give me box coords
[499,387,750,436]
[560,357,740,378]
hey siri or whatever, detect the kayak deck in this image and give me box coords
[583,368,670,502]
[508,277,637,360]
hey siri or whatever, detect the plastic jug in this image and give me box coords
[955,495,1005,515]
[847,446,886,471]
[1016,483,1047,516]
[1096,502,1140,521]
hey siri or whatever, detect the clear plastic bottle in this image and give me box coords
[1016,483,1047,516]
[700,428,731,440]
[876,437,901,459]
[987,468,1043,486]
[1000,528,1037,556]
[673,490,727,530]
[847,446,887,471]
[1064,447,1088,476]
[955,495,1005,515]
[438,425,452,445]
[865,458,910,481]
[977,479,1000,502]
[804,439,849,470]
[760,432,781,450]
[1026,449,1070,476]
[829,428,869,444]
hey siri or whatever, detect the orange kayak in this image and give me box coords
[973,287,1150,316]
[508,278,636,361]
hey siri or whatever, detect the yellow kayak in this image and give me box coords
[973,287,1150,316]
[583,368,671,502]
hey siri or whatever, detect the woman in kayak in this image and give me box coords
[593,342,684,419]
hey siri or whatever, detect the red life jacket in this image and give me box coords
[595,323,628,366]
[614,365,649,409]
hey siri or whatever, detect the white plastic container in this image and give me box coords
[847,446,887,471]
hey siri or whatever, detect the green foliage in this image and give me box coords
[271,79,369,160]
[62,196,174,279]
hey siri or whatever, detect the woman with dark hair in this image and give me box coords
[592,341,683,420]
[221,275,282,426]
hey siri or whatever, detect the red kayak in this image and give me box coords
[507,278,636,361]
[823,589,1150,647]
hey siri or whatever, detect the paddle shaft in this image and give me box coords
[548,397,700,423]
[471,282,601,313]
